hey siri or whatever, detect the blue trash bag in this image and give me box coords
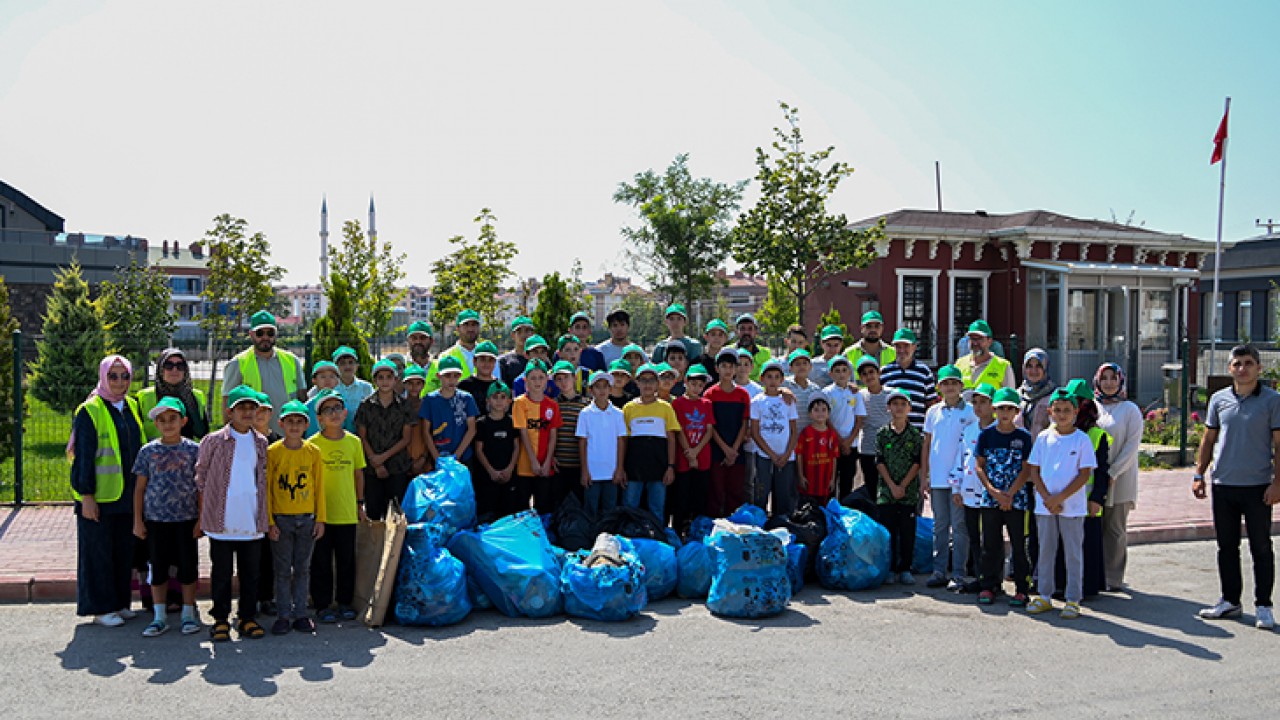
[393,525,472,626]
[632,538,678,601]
[817,499,891,591]
[728,504,768,527]
[540,513,558,546]
[676,540,714,599]
[560,536,648,622]
[706,526,791,618]
[688,516,716,543]
[664,527,683,549]
[402,455,477,541]
[912,516,935,574]
[447,511,563,618]
[786,543,808,594]
[466,575,493,610]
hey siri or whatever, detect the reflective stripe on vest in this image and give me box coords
[1085,426,1112,517]
[957,354,1011,390]
[72,396,142,503]
[238,350,300,396]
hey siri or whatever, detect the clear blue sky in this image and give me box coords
[1,0,1276,286]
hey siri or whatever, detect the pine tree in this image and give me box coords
[312,275,374,380]
[0,276,20,462]
[532,271,577,342]
[29,262,110,413]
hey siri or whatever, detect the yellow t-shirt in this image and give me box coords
[309,431,366,525]
[266,440,327,523]
[622,399,682,439]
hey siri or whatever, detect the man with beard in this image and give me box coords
[955,320,1015,396]
[733,313,771,382]
[428,309,485,392]
[879,327,937,430]
[406,321,436,375]
[843,311,896,370]
[221,310,306,434]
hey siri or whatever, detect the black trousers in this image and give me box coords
[980,507,1030,593]
[469,459,502,523]
[857,452,879,500]
[1212,484,1275,607]
[502,476,534,518]
[835,452,859,499]
[209,538,260,622]
[310,522,356,610]
[534,470,578,515]
[670,468,711,535]
[964,505,982,579]
[366,471,410,521]
[879,503,917,573]
[76,512,135,616]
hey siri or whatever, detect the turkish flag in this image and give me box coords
[1210,108,1229,165]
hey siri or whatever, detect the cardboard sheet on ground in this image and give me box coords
[354,500,407,627]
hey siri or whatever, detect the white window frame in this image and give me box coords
[896,268,941,363]
[947,269,990,363]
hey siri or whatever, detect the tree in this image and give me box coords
[29,262,110,413]
[756,274,799,340]
[0,276,19,462]
[817,305,850,353]
[99,258,176,382]
[532,271,578,341]
[617,293,664,347]
[313,275,373,380]
[329,218,407,352]
[430,208,518,336]
[614,154,744,309]
[730,102,885,327]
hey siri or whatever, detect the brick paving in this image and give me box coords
[2,468,1276,603]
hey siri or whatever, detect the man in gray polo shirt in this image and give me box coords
[1193,344,1280,630]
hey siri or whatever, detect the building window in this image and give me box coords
[1067,289,1097,350]
[1139,290,1172,351]
[952,275,986,353]
[901,276,935,361]
[1200,291,1224,341]
[1238,290,1252,342]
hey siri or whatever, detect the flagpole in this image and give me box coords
[1208,97,1230,377]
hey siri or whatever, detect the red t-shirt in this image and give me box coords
[513,395,563,477]
[703,383,751,464]
[672,395,716,472]
[796,424,840,497]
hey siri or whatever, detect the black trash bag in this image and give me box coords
[595,506,668,542]
[840,486,880,524]
[550,494,596,552]
[765,500,828,579]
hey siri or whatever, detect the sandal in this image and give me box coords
[210,621,232,642]
[181,618,202,635]
[237,618,265,640]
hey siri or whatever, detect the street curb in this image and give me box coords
[1128,520,1280,546]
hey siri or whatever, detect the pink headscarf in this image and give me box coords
[66,355,133,456]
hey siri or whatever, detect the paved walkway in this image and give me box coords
[2,468,1275,603]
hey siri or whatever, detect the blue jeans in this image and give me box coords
[625,480,666,520]
[584,480,619,520]
[931,488,969,578]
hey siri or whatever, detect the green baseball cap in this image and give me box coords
[1065,378,1092,400]
[474,340,499,358]
[314,388,344,410]
[1049,387,1079,406]
[892,327,918,344]
[861,311,884,325]
[403,364,428,381]
[456,309,481,325]
[569,311,592,326]
[761,359,787,377]
[856,355,879,371]
[280,399,310,420]
[551,360,576,376]
[557,334,580,350]
[704,318,729,334]
[255,390,273,408]
[227,385,261,408]
[656,362,678,377]
[972,383,997,401]
[332,345,358,362]
[609,359,634,376]
[371,359,398,377]
[310,360,339,378]
[487,380,511,398]
[819,324,844,341]
[524,358,550,375]
[886,387,913,405]
[686,364,711,380]
[510,316,535,332]
[936,364,963,384]
[967,319,993,338]
[437,356,464,375]
[736,347,754,360]
[621,343,645,359]
[407,320,433,337]
[829,355,852,369]
[249,310,276,330]
[524,334,549,352]
[992,387,1020,408]
[148,396,187,420]
[665,303,687,318]
[634,363,659,379]
[787,349,812,364]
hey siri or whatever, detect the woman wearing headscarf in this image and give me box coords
[1094,362,1143,591]
[1016,348,1056,438]
[70,355,145,626]
[136,348,209,440]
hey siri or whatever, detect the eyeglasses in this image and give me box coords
[254,329,276,338]
[107,372,131,381]
[162,361,187,371]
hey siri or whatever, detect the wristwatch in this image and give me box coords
[1192,473,1204,482]
[356,499,366,507]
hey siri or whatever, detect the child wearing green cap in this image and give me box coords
[956,383,997,596]
[695,319,730,375]
[568,313,607,372]
[975,387,1034,605]
[623,365,681,519]
[332,347,373,434]
[811,325,847,388]
[576,372,627,519]
[671,365,715,534]
[876,389,924,585]
[551,361,589,511]
[309,390,367,623]
[355,360,415,520]
[131,397,202,637]
[458,341,500,402]
[305,361,341,439]
[784,350,822,435]
[402,366,429,476]
[922,365,977,590]
[420,357,480,467]
[513,359,562,514]
[474,381,518,520]
[608,360,637,409]
[266,400,325,634]
[651,303,703,365]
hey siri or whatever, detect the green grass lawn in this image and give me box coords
[1,380,225,503]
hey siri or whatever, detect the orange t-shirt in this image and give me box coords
[512,395,563,477]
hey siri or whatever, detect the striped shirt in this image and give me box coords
[554,394,588,468]
[879,358,937,429]
[858,387,894,455]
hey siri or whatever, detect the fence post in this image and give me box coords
[304,331,313,378]
[12,329,24,506]
[1179,338,1190,466]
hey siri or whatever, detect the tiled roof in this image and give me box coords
[851,208,1168,236]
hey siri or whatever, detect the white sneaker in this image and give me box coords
[93,612,125,627]
[117,608,137,620]
[1256,606,1275,630]
[1197,599,1242,619]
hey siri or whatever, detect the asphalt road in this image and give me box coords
[1,540,1275,718]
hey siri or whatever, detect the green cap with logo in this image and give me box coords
[524,334,549,352]
[437,355,464,375]
[279,399,309,420]
[665,303,687,318]
[227,385,262,408]
[148,396,187,420]
[686,364,711,380]
[861,311,884,325]
[936,364,963,384]
[403,364,428,381]
[407,320,433,337]
[456,309,481,325]
[656,362,678,377]
[992,387,1020,408]
[371,359,398,377]
[819,324,844,341]
[510,316,535,332]
[609,359,633,376]
[892,327,918,344]
[249,310,276,330]
[310,360,338,378]
[474,340,499,358]
[634,363,659,379]
[856,355,879,371]
[704,318,729,334]
[332,346,358,362]
[551,360,576,376]
[967,319,992,338]
[254,390,273,408]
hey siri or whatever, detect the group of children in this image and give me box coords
[126,319,1109,642]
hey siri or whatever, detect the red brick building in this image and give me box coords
[807,209,1210,404]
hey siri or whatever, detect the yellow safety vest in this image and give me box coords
[956,354,1012,390]
[1085,426,1111,518]
[136,386,207,441]
[71,395,143,503]
[844,343,896,369]
[237,349,301,396]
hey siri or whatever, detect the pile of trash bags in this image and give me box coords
[402,456,477,542]
[548,495,595,552]
[595,506,668,542]
[817,499,890,591]
[448,511,564,618]
[560,534,648,621]
[394,524,472,626]
[706,519,793,618]
[632,538,678,601]
[765,501,827,579]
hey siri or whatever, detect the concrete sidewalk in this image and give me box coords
[1,468,1275,604]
